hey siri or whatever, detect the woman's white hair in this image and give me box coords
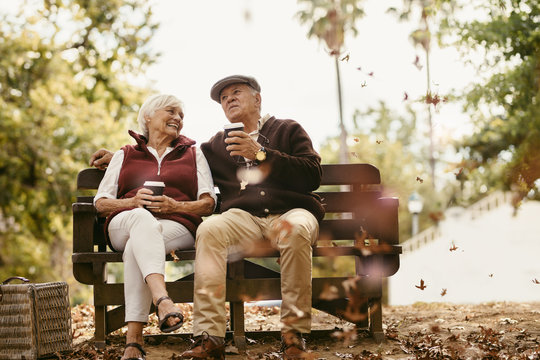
[137,94,184,138]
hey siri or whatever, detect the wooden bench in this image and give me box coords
[72,163,401,348]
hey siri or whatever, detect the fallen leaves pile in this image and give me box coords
[65,302,540,359]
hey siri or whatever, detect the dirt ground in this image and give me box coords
[67,301,540,359]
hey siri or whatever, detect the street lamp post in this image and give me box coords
[408,192,424,237]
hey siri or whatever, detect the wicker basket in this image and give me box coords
[0,277,72,359]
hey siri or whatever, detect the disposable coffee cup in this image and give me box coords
[144,181,165,209]
[144,181,165,196]
[224,123,244,144]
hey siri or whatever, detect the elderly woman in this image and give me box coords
[94,94,216,360]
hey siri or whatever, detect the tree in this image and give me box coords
[296,0,365,164]
[388,0,455,188]
[0,0,158,287]
[442,0,540,205]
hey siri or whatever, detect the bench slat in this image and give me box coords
[319,191,380,213]
[320,163,380,185]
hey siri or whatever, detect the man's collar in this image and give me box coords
[255,114,271,133]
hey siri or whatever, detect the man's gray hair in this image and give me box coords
[137,94,184,138]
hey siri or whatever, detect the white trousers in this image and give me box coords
[193,208,319,337]
[108,208,194,323]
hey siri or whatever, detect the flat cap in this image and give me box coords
[210,75,261,103]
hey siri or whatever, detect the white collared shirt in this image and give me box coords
[94,146,217,208]
[248,113,272,140]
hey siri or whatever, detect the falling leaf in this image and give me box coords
[489,273,494,278]
[455,168,464,177]
[361,81,367,87]
[449,242,458,252]
[429,211,445,222]
[441,288,447,296]
[532,278,540,284]
[413,55,423,70]
[376,140,383,144]
[356,66,362,71]
[425,91,446,108]
[340,54,350,62]
[368,71,374,77]
[240,179,248,190]
[170,251,180,262]
[353,137,359,142]
[416,176,424,183]
[415,279,427,290]
[403,92,409,101]
[351,151,359,158]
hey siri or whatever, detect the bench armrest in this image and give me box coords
[374,197,399,245]
[73,202,97,253]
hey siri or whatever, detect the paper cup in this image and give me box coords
[143,181,165,196]
[224,123,244,145]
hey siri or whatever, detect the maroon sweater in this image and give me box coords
[105,131,202,249]
[201,117,325,222]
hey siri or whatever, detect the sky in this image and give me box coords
[0,0,478,153]
[143,0,476,152]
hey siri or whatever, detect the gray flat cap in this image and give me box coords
[210,75,261,103]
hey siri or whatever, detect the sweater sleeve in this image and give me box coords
[263,120,322,192]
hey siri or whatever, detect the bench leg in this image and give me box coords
[230,301,246,351]
[369,297,384,343]
[94,304,107,349]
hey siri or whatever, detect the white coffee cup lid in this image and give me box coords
[144,181,165,186]
[223,123,244,129]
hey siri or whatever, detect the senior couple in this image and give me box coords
[92,75,324,360]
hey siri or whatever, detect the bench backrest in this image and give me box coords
[76,163,396,247]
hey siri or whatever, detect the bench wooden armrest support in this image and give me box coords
[72,164,401,347]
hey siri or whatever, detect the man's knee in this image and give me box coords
[195,216,226,249]
[279,210,318,248]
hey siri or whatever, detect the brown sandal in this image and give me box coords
[155,295,184,333]
[122,342,146,360]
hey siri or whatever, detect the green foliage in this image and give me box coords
[0,0,158,286]
[445,0,540,203]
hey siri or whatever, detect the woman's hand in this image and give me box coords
[134,188,155,208]
[147,195,181,214]
[95,188,155,216]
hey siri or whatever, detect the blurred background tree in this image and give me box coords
[388,0,457,190]
[0,0,158,300]
[296,0,366,164]
[441,0,540,206]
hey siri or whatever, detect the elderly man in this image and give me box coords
[90,75,324,359]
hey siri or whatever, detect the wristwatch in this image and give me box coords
[254,147,267,163]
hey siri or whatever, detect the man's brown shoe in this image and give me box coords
[281,331,310,359]
[179,332,225,359]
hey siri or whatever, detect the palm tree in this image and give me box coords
[390,0,454,188]
[296,0,365,164]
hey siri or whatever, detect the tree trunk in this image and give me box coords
[335,56,349,164]
[425,46,435,189]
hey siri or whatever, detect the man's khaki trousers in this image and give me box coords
[193,208,319,337]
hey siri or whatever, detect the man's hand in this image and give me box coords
[90,149,113,170]
[225,130,260,160]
